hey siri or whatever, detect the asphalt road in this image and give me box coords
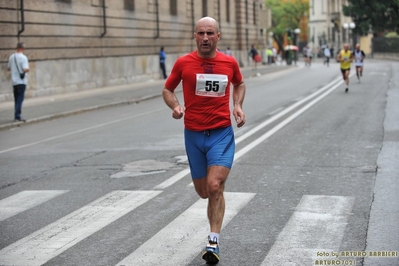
[0,59,398,266]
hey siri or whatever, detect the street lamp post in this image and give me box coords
[268,31,274,64]
[349,22,356,48]
[285,28,301,65]
[286,28,293,65]
[294,28,301,47]
[269,31,274,47]
[294,28,301,65]
[343,22,356,48]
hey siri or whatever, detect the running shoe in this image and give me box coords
[345,88,349,93]
[202,237,220,264]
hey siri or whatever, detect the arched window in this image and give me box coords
[202,0,207,17]
[245,0,248,23]
[170,0,177,15]
[124,0,135,11]
[226,0,230,22]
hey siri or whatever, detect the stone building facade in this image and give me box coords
[308,0,372,57]
[308,0,347,54]
[0,0,270,102]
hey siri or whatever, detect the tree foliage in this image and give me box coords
[266,0,309,53]
[343,0,399,35]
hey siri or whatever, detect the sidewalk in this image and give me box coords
[0,64,295,131]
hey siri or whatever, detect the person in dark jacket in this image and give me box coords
[160,47,167,79]
[249,44,260,69]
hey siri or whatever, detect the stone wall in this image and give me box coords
[372,53,399,61]
[0,53,181,102]
[0,0,268,102]
[0,48,256,102]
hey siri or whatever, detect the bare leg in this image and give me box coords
[199,166,228,263]
[193,165,229,234]
[344,70,350,92]
[345,70,350,86]
[193,175,208,199]
[207,166,228,233]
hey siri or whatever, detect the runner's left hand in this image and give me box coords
[233,107,246,128]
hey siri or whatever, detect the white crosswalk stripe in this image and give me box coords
[0,190,69,221]
[0,190,161,266]
[260,195,355,265]
[115,192,256,266]
[0,190,356,266]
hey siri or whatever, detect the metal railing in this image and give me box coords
[372,37,399,53]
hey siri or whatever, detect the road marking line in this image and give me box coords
[0,190,162,266]
[0,108,166,155]
[0,190,69,221]
[154,168,191,190]
[115,192,256,266]
[369,72,386,76]
[260,195,354,265]
[268,107,284,116]
[293,96,305,102]
[169,75,351,189]
[235,76,344,144]
[234,75,349,161]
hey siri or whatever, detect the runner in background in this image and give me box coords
[305,45,313,67]
[353,43,366,82]
[323,45,331,67]
[337,43,354,93]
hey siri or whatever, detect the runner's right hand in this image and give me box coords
[172,105,185,119]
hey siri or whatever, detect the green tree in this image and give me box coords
[266,0,309,54]
[343,0,399,35]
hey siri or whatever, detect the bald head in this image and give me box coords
[195,17,220,33]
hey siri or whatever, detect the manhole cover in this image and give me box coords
[111,159,175,178]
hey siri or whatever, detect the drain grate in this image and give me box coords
[359,165,377,173]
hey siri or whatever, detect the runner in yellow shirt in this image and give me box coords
[337,43,354,93]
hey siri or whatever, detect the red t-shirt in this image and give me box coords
[165,51,243,131]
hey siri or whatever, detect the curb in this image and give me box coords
[0,93,162,131]
[0,65,298,131]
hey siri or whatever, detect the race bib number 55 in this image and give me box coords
[196,74,228,97]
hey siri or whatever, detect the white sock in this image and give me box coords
[209,232,220,244]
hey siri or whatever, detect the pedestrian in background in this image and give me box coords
[305,45,313,67]
[330,47,334,60]
[249,44,261,69]
[159,46,167,79]
[323,45,331,66]
[7,42,29,122]
[272,47,277,63]
[162,16,246,264]
[225,47,232,56]
[266,47,273,64]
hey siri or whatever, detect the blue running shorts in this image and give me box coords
[184,126,235,179]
